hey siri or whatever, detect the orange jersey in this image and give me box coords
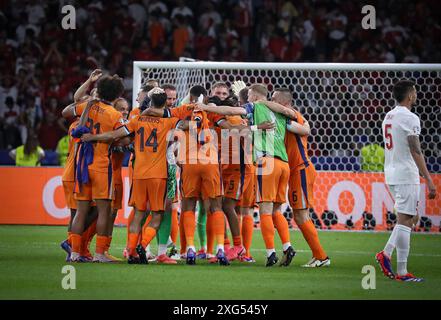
[123,114,180,179]
[129,108,140,119]
[75,101,127,173]
[285,110,311,170]
[62,119,80,182]
[111,151,125,185]
[166,104,225,164]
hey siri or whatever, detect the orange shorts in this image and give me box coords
[63,181,77,209]
[132,178,167,212]
[238,166,256,208]
[288,164,316,210]
[74,169,113,201]
[112,183,123,210]
[256,157,289,203]
[222,167,244,201]
[180,163,222,200]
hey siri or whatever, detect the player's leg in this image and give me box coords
[204,199,215,258]
[181,197,197,264]
[170,202,179,244]
[196,200,208,258]
[240,206,255,262]
[61,181,77,261]
[124,208,135,258]
[256,157,278,266]
[208,196,230,265]
[273,202,295,267]
[223,197,244,260]
[69,200,91,262]
[180,163,201,264]
[79,206,98,260]
[156,199,177,264]
[127,208,146,264]
[92,198,113,262]
[202,163,230,265]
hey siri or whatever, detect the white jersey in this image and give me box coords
[382,106,421,185]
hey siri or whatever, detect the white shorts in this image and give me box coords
[388,184,420,216]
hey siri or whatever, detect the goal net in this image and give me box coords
[133,61,441,232]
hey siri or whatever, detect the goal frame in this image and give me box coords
[132,61,441,107]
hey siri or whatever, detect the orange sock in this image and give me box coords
[233,235,242,247]
[272,211,291,245]
[260,214,275,250]
[80,220,97,256]
[128,232,140,256]
[212,211,225,248]
[242,215,254,256]
[179,212,186,254]
[106,236,112,252]
[141,215,153,244]
[171,208,179,244]
[67,232,72,245]
[141,226,157,248]
[71,233,82,253]
[182,211,196,249]
[206,211,214,254]
[127,209,135,245]
[299,220,327,260]
[95,235,107,254]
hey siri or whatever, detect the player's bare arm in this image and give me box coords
[287,120,310,136]
[81,127,129,143]
[408,135,436,199]
[141,107,165,117]
[195,103,246,116]
[74,69,102,102]
[61,102,78,119]
[256,100,297,120]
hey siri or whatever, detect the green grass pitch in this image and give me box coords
[0,225,440,300]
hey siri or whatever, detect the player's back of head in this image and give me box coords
[150,89,167,108]
[393,79,416,104]
[190,85,207,100]
[249,84,268,99]
[97,75,125,102]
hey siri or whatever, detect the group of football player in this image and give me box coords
[59,69,331,268]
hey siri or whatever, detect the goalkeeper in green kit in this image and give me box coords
[196,83,298,267]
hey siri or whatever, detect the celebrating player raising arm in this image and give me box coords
[376,79,437,282]
[82,89,184,265]
[61,75,126,263]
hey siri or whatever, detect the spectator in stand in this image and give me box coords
[19,95,42,146]
[171,0,193,19]
[9,133,45,167]
[172,15,193,59]
[1,97,22,148]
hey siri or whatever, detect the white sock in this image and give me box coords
[384,225,400,257]
[166,237,173,246]
[395,224,411,276]
[146,244,151,254]
[158,244,167,256]
[282,242,292,252]
[216,244,224,252]
[266,249,276,257]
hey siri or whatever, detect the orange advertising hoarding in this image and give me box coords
[0,168,439,230]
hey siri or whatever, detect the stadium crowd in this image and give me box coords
[0,0,440,167]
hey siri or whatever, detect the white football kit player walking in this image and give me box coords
[376,80,437,282]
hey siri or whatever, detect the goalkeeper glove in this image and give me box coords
[231,80,247,97]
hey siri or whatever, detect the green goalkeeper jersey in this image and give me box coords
[243,102,288,162]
